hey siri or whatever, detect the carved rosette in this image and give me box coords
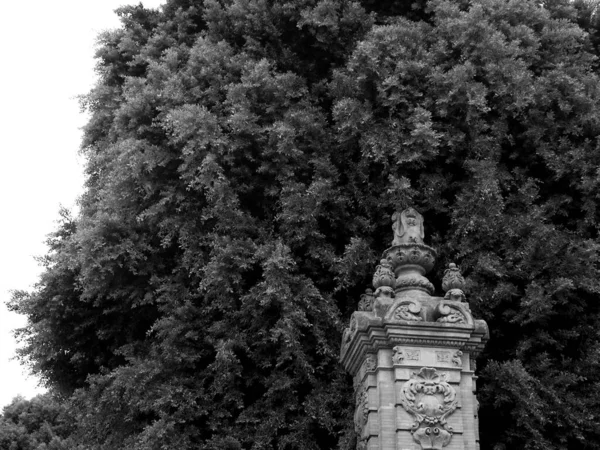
[399,368,458,450]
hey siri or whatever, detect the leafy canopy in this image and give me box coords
[10,0,600,449]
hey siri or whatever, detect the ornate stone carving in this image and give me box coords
[364,354,377,372]
[395,276,435,295]
[391,300,423,322]
[345,316,358,343]
[436,301,471,325]
[392,207,424,245]
[435,351,450,363]
[399,368,458,450]
[452,350,463,367]
[442,263,466,302]
[385,245,436,274]
[358,289,375,311]
[354,386,369,433]
[406,349,421,361]
[373,259,396,291]
[442,263,465,292]
[444,288,466,302]
[392,346,404,364]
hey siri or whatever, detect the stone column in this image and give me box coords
[341,208,488,450]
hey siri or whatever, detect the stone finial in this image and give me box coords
[442,263,466,302]
[385,208,436,294]
[372,259,395,296]
[392,207,424,246]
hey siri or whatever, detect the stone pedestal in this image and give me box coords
[341,209,488,450]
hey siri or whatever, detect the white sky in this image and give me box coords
[0,0,165,409]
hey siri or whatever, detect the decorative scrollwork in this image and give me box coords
[391,300,423,322]
[399,368,458,449]
[436,301,472,325]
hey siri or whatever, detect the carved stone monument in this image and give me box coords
[341,208,488,450]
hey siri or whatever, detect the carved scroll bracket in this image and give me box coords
[435,300,473,325]
[385,299,423,323]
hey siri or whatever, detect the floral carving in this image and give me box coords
[392,346,404,364]
[399,368,458,449]
[358,289,375,311]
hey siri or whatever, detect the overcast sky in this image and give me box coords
[0,0,165,409]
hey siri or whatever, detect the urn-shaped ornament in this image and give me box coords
[373,259,396,290]
[441,263,465,292]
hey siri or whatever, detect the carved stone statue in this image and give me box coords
[392,207,424,246]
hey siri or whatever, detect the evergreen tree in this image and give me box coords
[10,0,600,449]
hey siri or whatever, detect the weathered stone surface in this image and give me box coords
[342,208,488,450]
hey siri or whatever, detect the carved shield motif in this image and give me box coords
[399,368,458,450]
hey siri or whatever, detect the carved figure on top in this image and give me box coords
[392,207,424,246]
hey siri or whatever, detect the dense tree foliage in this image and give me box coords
[0,395,75,450]
[10,0,600,449]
